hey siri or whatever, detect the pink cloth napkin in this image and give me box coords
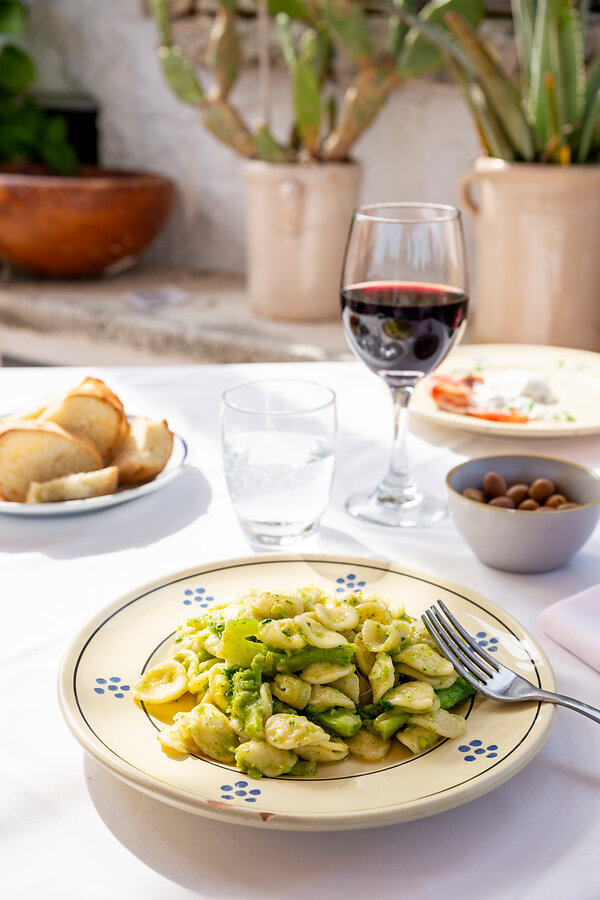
[538,584,600,673]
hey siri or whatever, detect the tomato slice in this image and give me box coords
[465,409,530,424]
[430,374,530,424]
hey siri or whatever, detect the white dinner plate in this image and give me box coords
[0,431,189,516]
[58,554,556,831]
[411,344,600,437]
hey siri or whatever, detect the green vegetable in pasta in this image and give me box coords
[286,759,317,777]
[219,617,266,667]
[230,665,267,739]
[308,707,363,738]
[134,585,474,779]
[369,710,410,741]
[435,676,476,710]
[275,644,355,674]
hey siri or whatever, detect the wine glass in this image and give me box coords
[340,202,468,527]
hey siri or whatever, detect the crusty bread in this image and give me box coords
[0,420,102,502]
[25,465,119,503]
[111,417,173,484]
[39,377,129,461]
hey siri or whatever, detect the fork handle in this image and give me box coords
[535,690,600,724]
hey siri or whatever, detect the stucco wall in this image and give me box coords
[24,0,481,274]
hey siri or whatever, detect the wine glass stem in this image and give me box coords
[377,385,418,501]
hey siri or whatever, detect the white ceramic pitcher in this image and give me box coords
[243,160,361,321]
[460,156,600,351]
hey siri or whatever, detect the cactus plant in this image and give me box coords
[392,0,600,164]
[148,0,485,162]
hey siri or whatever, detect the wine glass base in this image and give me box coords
[345,488,447,528]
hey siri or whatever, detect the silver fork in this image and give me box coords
[422,599,600,724]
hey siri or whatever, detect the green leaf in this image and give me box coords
[158,45,204,105]
[554,0,586,128]
[397,0,485,80]
[319,0,373,65]
[585,50,600,112]
[444,11,536,160]
[293,58,321,154]
[39,115,78,175]
[511,0,535,85]
[268,0,310,19]
[0,101,42,161]
[528,0,553,146]
[526,0,585,149]
[388,0,418,60]
[577,85,600,162]
[147,0,172,45]
[449,58,516,159]
[0,100,77,174]
[254,122,294,161]
[0,0,26,36]
[276,12,297,68]
[206,7,240,99]
[299,27,330,82]
[0,43,35,95]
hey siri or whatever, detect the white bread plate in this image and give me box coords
[0,427,189,517]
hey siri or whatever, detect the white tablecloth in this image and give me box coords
[1,362,599,900]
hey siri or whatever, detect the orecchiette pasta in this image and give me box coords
[132,585,476,778]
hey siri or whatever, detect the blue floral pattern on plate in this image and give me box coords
[475,632,499,652]
[335,573,367,593]
[94,676,130,699]
[220,780,261,802]
[458,740,499,762]
[183,586,214,608]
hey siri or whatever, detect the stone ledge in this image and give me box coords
[0,266,352,365]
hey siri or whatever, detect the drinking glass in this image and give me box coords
[222,379,336,545]
[340,202,468,527]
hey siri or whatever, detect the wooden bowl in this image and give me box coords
[0,165,175,277]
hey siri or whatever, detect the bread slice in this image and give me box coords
[0,419,103,502]
[25,465,119,503]
[111,417,173,484]
[39,377,129,461]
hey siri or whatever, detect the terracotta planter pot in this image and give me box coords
[460,157,600,351]
[243,160,361,320]
[0,165,174,277]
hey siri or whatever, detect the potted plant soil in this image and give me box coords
[148,0,483,321]
[401,0,600,351]
[0,1,174,278]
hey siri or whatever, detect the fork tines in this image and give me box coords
[422,599,500,691]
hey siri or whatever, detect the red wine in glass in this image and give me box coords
[341,281,468,387]
[339,201,469,527]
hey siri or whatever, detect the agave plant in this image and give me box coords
[148,0,484,162]
[392,0,600,163]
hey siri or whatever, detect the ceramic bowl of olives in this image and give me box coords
[446,455,600,573]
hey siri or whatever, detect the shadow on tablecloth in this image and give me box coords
[0,466,211,558]
[83,724,597,900]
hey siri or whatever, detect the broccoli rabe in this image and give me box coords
[231,663,266,739]
[276,645,354,674]
[368,710,410,741]
[307,707,362,738]
[435,677,476,710]
[219,618,269,667]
